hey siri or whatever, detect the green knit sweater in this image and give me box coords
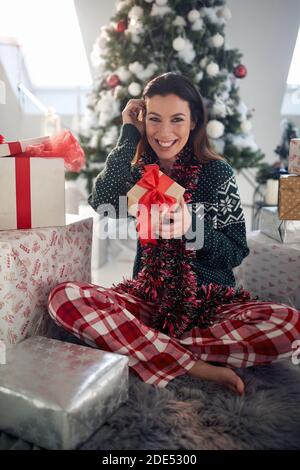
[88,123,250,288]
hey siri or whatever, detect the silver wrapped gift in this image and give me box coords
[259,206,300,243]
[0,336,129,449]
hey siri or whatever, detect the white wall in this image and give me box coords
[226,0,300,163]
[74,0,116,77]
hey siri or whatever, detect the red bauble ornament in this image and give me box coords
[234,64,247,79]
[115,20,127,33]
[0,134,4,144]
[106,74,121,88]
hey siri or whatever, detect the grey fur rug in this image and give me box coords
[1,325,300,450]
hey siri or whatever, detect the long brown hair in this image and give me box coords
[132,72,225,165]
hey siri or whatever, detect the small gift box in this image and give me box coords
[260,206,300,243]
[0,131,85,230]
[0,215,93,347]
[0,336,129,450]
[126,164,185,245]
[278,174,300,220]
[288,138,300,175]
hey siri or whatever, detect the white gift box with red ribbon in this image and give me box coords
[0,136,65,230]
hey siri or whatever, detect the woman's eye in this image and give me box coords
[149,118,183,122]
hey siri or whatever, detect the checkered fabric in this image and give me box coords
[48,282,300,388]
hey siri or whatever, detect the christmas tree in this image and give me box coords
[75,0,265,193]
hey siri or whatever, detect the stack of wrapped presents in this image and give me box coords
[260,138,300,243]
[0,132,129,449]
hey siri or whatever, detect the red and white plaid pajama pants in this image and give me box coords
[47,281,300,388]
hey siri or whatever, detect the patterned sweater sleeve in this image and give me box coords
[195,162,250,269]
[88,123,141,218]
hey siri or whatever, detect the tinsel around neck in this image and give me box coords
[112,143,254,339]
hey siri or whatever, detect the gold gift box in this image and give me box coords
[126,166,185,218]
[278,174,300,220]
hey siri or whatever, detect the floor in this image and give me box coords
[92,259,134,288]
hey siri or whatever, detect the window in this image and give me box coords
[287,26,300,86]
[0,0,92,88]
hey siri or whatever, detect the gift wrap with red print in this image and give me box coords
[0,217,92,347]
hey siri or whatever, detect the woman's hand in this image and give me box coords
[122,99,146,136]
[152,197,192,239]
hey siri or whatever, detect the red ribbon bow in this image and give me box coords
[135,164,178,245]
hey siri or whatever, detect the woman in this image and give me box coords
[48,73,300,396]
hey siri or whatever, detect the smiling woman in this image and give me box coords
[145,94,196,170]
[0,0,91,88]
[48,72,300,396]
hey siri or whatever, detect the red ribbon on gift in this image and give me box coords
[136,164,178,246]
[8,142,31,229]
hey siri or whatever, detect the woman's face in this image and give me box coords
[145,94,195,164]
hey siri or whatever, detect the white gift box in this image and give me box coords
[0,216,93,347]
[0,136,65,230]
[259,206,300,243]
[79,202,108,269]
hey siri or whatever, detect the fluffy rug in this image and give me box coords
[1,326,300,450]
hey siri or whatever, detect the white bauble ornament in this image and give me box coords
[211,33,224,48]
[144,0,154,2]
[173,15,186,27]
[187,9,200,23]
[207,120,224,139]
[172,36,186,51]
[156,0,168,5]
[218,6,232,21]
[115,66,131,82]
[240,120,252,133]
[128,6,144,20]
[128,82,142,96]
[177,39,195,64]
[206,62,219,77]
[200,57,208,68]
[129,61,144,76]
[212,102,227,117]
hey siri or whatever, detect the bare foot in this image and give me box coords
[187,360,245,396]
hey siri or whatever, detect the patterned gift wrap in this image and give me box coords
[0,216,92,347]
[0,336,129,450]
[288,138,300,175]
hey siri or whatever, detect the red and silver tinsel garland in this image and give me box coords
[113,145,254,339]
